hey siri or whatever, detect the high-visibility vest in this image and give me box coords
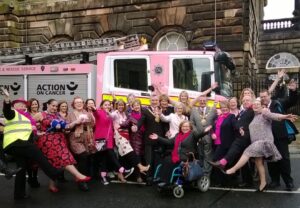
[3,111,32,149]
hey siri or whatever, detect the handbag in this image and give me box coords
[181,152,203,181]
[94,122,111,152]
[95,139,107,152]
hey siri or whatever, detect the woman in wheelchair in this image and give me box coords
[149,121,212,187]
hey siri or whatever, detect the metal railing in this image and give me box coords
[262,18,295,31]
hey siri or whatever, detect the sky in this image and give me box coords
[264,0,294,20]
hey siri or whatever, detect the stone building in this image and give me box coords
[0,0,299,98]
[0,0,264,76]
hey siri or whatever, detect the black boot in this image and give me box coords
[28,177,41,188]
[0,159,21,179]
[78,182,89,192]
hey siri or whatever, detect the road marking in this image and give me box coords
[110,180,146,185]
[209,187,300,194]
[1,174,299,194]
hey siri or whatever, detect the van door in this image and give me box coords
[102,56,151,105]
[168,55,215,99]
[27,74,88,106]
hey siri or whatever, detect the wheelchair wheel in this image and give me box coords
[173,186,184,198]
[197,175,210,192]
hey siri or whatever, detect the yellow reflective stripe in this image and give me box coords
[4,129,32,135]
[102,94,219,108]
[168,96,219,108]
[102,94,150,106]
[5,121,31,126]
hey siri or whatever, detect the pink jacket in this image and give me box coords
[93,109,114,149]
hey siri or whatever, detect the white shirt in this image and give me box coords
[160,113,187,138]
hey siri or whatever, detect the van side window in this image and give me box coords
[114,59,148,91]
[173,58,210,91]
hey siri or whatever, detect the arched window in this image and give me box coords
[266,52,300,69]
[156,32,188,51]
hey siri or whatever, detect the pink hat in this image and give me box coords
[12,98,28,106]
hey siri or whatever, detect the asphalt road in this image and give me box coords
[1,156,300,208]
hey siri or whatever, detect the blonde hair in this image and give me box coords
[239,88,255,103]
[174,102,186,114]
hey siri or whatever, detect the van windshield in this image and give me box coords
[114,59,148,91]
[173,58,211,91]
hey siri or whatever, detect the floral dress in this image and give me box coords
[244,110,282,161]
[66,111,95,155]
[36,112,76,168]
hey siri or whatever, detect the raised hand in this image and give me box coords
[277,69,286,79]
[0,87,10,98]
[211,82,218,89]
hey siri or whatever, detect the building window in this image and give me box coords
[266,52,300,69]
[156,32,188,51]
[114,59,148,91]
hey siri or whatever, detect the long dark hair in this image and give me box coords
[27,98,40,113]
[43,99,56,111]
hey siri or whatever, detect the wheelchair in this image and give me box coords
[153,163,210,198]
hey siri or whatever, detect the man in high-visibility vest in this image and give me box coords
[0,119,21,178]
[1,87,62,200]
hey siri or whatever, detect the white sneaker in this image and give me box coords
[101,177,109,185]
[124,167,134,179]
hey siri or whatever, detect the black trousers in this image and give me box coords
[95,149,122,173]
[119,151,140,169]
[224,136,253,184]
[5,140,61,198]
[213,145,230,161]
[74,152,90,176]
[144,143,163,178]
[267,137,293,185]
[224,136,251,165]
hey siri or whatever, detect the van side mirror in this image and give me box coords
[201,71,214,93]
[148,85,155,92]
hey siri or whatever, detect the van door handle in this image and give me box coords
[141,92,150,96]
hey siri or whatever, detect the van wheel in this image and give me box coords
[173,186,184,198]
[197,175,210,192]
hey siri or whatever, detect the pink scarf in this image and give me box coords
[214,112,230,145]
[171,131,191,163]
[131,111,144,132]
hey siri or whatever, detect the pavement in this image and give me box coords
[0,121,299,208]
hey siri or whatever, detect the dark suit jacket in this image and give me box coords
[217,114,238,148]
[269,90,299,139]
[236,108,254,139]
[138,107,164,145]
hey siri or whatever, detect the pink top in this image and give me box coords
[214,113,230,145]
[110,110,127,129]
[93,109,114,149]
